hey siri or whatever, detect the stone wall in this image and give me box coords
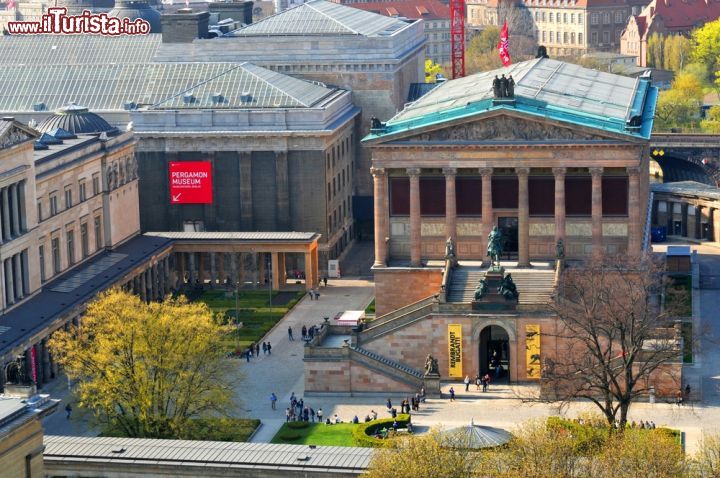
[373,267,443,316]
[0,418,43,477]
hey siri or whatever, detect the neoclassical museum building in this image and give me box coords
[303,58,673,396]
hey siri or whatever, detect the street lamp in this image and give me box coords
[267,254,272,314]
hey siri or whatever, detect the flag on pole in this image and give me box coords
[6,0,16,10]
[498,20,511,67]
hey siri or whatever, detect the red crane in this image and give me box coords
[450,0,465,78]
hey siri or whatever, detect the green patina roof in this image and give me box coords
[363,58,657,143]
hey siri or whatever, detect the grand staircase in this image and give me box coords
[349,345,424,389]
[446,265,556,305]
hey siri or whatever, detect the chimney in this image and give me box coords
[208,1,253,25]
[161,8,210,43]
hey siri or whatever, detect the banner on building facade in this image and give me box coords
[169,161,213,204]
[526,324,541,379]
[30,346,37,383]
[448,324,463,378]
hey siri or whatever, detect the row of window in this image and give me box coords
[590,11,626,25]
[541,30,583,45]
[38,216,103,282]
[39,173,100,222]
[329,197,351,233]
[534,11,583,25]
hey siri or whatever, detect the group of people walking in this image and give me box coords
[279,392,324,423]
[463,373,493,392]
[244,341,272,362]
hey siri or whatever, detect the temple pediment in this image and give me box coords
[382,114,617,144]
[0,121,37,150]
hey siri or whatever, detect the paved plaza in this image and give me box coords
[40,242,720,455]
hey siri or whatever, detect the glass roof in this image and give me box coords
[229,0,408,37]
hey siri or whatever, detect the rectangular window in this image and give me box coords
[563,12,567,23]
[37,202,42,222]
[92,173,100,196]
[51,237,60,274]
[550,31,554,42]
[591,12,598,24]
[456,177,482,216]
[603,31,609,44]
[542,12,545,21]
[64,187,73,209]
[39,245,46,282]
[389,177,410,216]
[549,12,554,22]
[542,31,546,42]
[79,180,87,202]
[420,177,445,216]
[602,177,629,216]
[615,11,623,23]
[565,177,591,216]
[81,222,89,258]
[603,12,610,24]
[49,194,58,216]
[94,216,102,250]
[578,13,583,23]
[67,229,75,265]
[591,31,598,44]
[571,13,575,23]
[579,32,583,44]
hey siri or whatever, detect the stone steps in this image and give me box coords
[447,266,556,305]
[349,345,424,389]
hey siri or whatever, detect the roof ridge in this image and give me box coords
[150,64,243,108]
[239,63,317,107]
[305,1,361,35]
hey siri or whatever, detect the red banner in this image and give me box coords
[498,20,511,67]
[169,161,213,204]
[30,346,37,384]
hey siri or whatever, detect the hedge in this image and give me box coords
[351,414,411,447]
[287,421,310,430]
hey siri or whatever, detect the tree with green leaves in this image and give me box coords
[50,290,237,439]
[654,72,704,131]
[691,18,720,82]
[647,32,664,68]
[424,59,446,83]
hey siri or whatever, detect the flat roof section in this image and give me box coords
[651,181,720,200]
[44,436,374,474]
[146,231,321,243]
[0,235,173,363]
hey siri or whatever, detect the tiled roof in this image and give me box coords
[229,0,410,36]
[640,0,720,32]
[365,58,658,141]
[44,436,374,471]
[0,60,338,112]
[349,0,450,21]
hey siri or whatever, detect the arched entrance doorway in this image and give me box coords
[479,325,509,382]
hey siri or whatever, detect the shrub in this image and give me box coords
[352,414,411,447]
[287,421,310,429]
[279,432,301,441]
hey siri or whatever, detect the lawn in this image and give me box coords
[271,422,358,447]
[197,289,304,353]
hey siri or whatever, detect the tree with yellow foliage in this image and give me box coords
[49,290,236,439]
[424,59,446,83]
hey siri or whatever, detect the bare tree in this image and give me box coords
[497,1,538,59]
[543,255,685,430]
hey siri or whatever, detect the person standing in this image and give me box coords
[449,387,455,401]
[484,373,491,392]
[301,325,308,340]
[270,392,277,410]
[317,408,324,422]
[286,408,291,422]
[288,326,294,341]
[267,342,272,354]
[310,407,316,422]
[464,375,470,392]
[262,342,268,355]
[246,348,251,362]
[323,277,328,287]
[65,403,72,420]
[255,343,260,357]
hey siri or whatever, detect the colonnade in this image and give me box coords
[372,165,643,266]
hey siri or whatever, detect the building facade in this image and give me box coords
[620,0,720,67]
[651,181,720,244]
[303,59,676,397]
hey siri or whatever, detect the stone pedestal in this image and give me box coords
[4,384,36,398]
[423,373,441,398]
[471,267,518,311]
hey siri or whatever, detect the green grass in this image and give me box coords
[665,275,692,317]
[198,290,304,353]
[365,299,375,315]
[271,422,358,446]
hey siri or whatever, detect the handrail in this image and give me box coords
[359,299,437,343]
[351,345,424,379]
[369,294,437,327]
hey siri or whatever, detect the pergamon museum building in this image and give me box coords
[2,0,720,475]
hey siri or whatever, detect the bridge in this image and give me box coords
[650,133,720,186]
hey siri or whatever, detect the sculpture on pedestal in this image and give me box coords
[445,237,456,259]
[487,226,503,269]
[555,239,565,260]
[424,354,439,375]
[498,273,519,300]
[474,278,488,300]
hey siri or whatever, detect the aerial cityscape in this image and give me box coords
[0,0,719,475]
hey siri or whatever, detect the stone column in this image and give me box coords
[271,252,280,290]
[408,168,422,267]
[217,253,225,286]
[278,252,286,286]
[10,184,20,237]
[275,151,290,231]
[516,168,530,267]
[304,250,315,291]
[258,253,266,287]
[714,209,720,244]
[239,152,253,230]
[198,252,206,285]
[590,167,604,261]
[188,252,196,285]
[230,253,239,286]
[480,168,493,263]
[695,205,703,240]
[139,270,147,302]
[1,187,9,241]
[681,203,689,237]
[18,180,26,232]
[553,167,566,246]
[13,253,23,300]
[152,264,159,300]
[41,340,50,385]
[371,167,388,267]
[627,166,641,258]
[444,168,457,247]
[209,253,216,288]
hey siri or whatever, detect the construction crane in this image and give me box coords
[450,0,465,79]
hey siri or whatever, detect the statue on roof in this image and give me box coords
[500,74,509,98]
[536,45,549,59]
[445,236,456,259]
[370,116,383,130]
[492,75,502,98]
[507,75,515,98]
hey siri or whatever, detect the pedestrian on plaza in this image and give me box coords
[267,342,272,354]
[475,374,482,391]
[302,325,308,340]
[386,398,392,411]
[310,407,316,422]
[323,277,328,287]
[676,389,684,406]
[391,408,397,419]
[392,419,399,433]
[449,387,455,401]
[65,403,72,420]
[464,375,470,392]
[290,392,296,403]
[303,407,309,422]
[685,384,691,401]
[255,343,260,357]
[308,290,314,301]
[270,392,277,410]
[262,342,268,355]
[371,410,378,420]
[317,408,324,422]
[484,373,491,392]
[315,289,320,300]
[352,415,359,424]
[286,408,291,422]
[288,326,294,341]
[246,348,251,362]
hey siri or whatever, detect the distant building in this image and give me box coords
[467,0,648,57]
[621,0,720,66]
[344,0,452,65]
[0,395,57,477]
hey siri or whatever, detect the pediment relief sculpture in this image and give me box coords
[0,127,34,150]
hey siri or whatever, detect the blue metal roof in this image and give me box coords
[364,58,658,143]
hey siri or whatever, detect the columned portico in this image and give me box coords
[371,167,388,267]
[408,168,422,267]
[590,167,604,261]
[444,168,457,245]
[480,168,493,262]
[516,167,530,267]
